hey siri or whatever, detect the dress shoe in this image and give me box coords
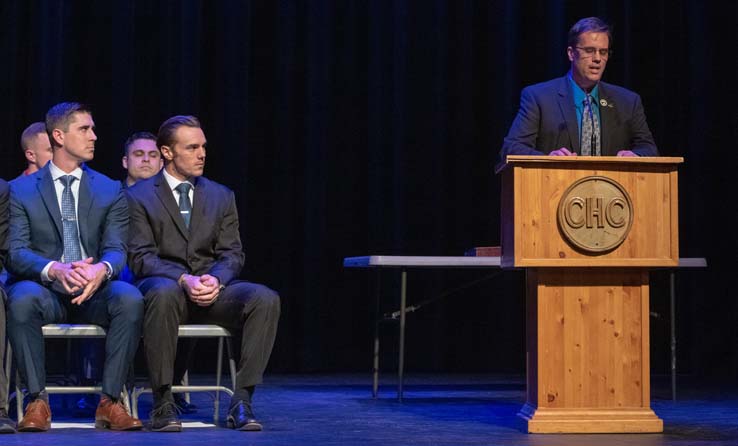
[0,408,16,433]
[173,393,198,414]
[95,396,143,431]
[149,401,182,432]
[226,401,262,431]
[17,399,51,432]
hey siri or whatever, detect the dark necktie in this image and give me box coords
[581,94,600,156]
[60,175,82,262]
[175,183,192,228]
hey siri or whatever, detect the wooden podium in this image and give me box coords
[498,155,683,433]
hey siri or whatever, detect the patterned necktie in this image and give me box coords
[175,182,192,228]
[581,94,600,156]
[60,175,82,262]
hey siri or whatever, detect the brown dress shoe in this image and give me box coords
[95,397,143,431]
[18,399,51,432]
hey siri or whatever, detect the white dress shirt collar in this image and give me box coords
[162,168,195,192]
[49,161,83,182]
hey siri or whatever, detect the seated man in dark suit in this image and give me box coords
[0,179,15,434]
[501,17,658,160]
[127,115,280,432]
[6,102,144,432]
[119,130,197,414]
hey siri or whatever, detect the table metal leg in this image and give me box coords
[373,270,381,398]
[670,270,677,402]
[398,269,407,401]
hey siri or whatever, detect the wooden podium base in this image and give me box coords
[523,268,664,433]
[518,404,663,433]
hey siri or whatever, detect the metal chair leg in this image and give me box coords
[225,338,236,390]
[15,369,22,423]
[373,269,381,398]
[398,270,407,401]
[4,342,11,413]
[215,337,224,423]
[183,371,190,404]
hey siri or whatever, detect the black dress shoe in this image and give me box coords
[173,394,198,414]
[0,408,16,434]
[226,401,262,431]
[149,401,182,432]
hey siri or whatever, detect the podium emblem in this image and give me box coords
[557,176,633,252]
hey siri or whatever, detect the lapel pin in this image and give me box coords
[600,99,608,107]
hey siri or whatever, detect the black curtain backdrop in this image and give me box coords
[0,1,735,378]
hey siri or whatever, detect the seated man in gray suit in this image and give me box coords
[501,17,658,160]
[0,179,15,434]
[127,115,280,432]
[6,102,144,432]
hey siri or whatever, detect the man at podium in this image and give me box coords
[501,17,658,159]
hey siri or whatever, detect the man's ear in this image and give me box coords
[24,149,36,163]
[51,128,65,147]
[122,156,128,169]
[566,46,575,62]
[160,145,173,161]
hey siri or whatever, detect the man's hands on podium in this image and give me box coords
[550,148,577,156]
[179,273,221,307]
[48,257,109,304]
[549,148,639,157]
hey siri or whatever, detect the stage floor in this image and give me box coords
[0,373,735,445]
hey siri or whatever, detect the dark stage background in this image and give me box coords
[0,1,734,379]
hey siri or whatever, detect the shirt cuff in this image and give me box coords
[41,261,55,282]
[102,261,114,280]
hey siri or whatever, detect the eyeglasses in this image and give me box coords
[575,46,613,58]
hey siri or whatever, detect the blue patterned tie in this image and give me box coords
[175,183,192,228]
[581,94,600,156]
[60,175,82,262]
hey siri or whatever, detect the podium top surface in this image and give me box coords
[496,155,684,173]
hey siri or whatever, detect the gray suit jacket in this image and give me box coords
[126,171,244,285]
[7,164,128,282]
[501,76,658,161]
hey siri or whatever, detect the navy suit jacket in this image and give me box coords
[501,76,658,161]
[7,164,128,283]
[0,179,8,273]
[126,171,244,286]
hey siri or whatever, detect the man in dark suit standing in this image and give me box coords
[0,179,16,433]
[501,17,658,160]
[6,102,144,432]
[127,115,280,432]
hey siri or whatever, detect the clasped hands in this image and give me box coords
[179,273,221,307]
[48,258,107,305]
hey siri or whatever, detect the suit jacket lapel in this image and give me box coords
[154,173,189,240]
[37,167,63,240]
[77,169,94,251]
[557,77,580,153]
[189,177,206,237]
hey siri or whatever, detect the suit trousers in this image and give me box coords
[0,288,8,409]
[137,277,280,404]
[6,280,144,397]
